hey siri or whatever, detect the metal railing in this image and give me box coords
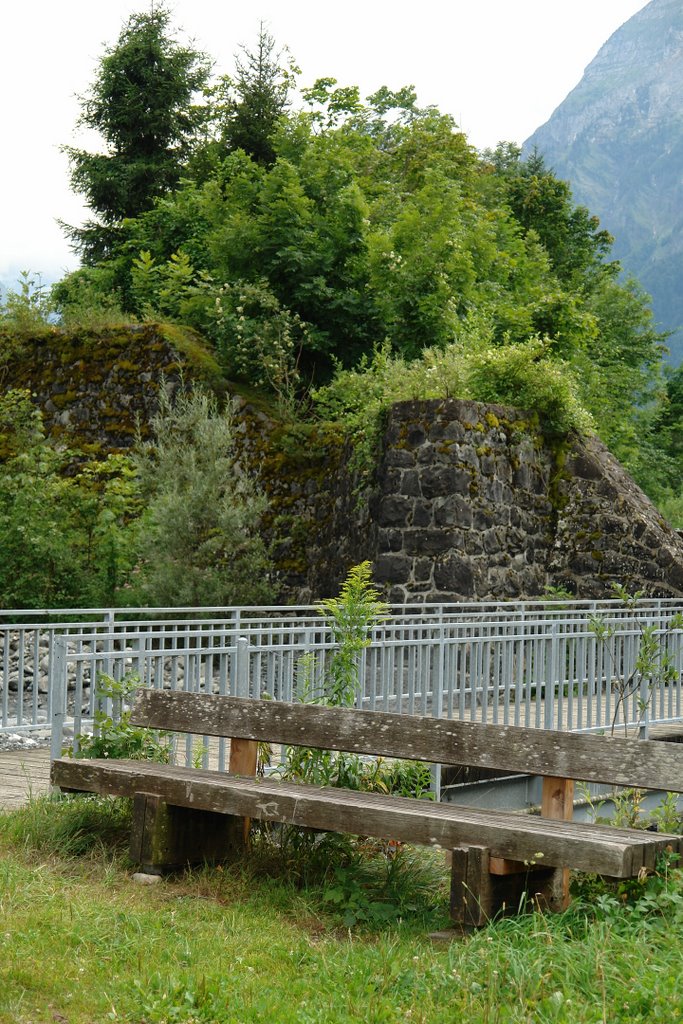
[38,602,683,766]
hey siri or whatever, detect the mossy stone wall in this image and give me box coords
[1,324,211,456]
[372,399,683,601]
[230,406,372,601]
[5,328,683,601]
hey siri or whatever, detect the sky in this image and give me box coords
[0,0,649,285]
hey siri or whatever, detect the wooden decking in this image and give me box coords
[0,747,52,809]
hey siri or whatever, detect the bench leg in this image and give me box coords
[449,847,563,926]
[541,776,574,912]
[130,793,246,873]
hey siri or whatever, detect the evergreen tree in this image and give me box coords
[132,386,274,607]
[222,24,295,165]
[62,6,211,263]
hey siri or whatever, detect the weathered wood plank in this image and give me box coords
[129,690,683,792]
[51,757,681,877]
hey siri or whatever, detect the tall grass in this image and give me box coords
[2,797,683,1023]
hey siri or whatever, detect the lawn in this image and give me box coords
[1,795,683,1024]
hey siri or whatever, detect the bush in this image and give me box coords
[68,672,171,763]
[131,383,275,606]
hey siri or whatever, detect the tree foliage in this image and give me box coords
[0,391,140,607]
[221,23,295,166]
[131,385,274,607]
[53,9,674,513]
[62,6,211,262]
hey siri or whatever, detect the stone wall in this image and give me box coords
[369,399,683,601]
[2,324,219,452]
[231,409,372,601]
[5,327,683,602]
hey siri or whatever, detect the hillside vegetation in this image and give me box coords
[2,6,683,606]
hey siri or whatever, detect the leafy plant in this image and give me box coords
[572,849,683,922]
[579,780,682,835]
[68,671,171,763]
[0,271,53,333]
[317,560,388,708]
[322,862,407,928]
[650,791,683,834]
[282,562,388,788]
[274,564,433,895]
[589,582,683,737]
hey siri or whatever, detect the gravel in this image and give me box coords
[0,730,51,753]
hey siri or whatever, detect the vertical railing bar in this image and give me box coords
[534,638,542,730]
[566,634,574,732]
[31,629,40,726]
[50,638,67,765]
[407,641,416,717]
[16,629,25,729]
[481,639,490,726]
[545,626,557,731]
[2,629,9,728]
[587,634,596,732]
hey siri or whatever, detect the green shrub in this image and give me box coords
[464,337,594,436]
[312,328,594,490]
[68,672,171,763]
[130,384,275,606]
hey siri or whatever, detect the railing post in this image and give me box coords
[50,638,67,765]
[236,636,249,699]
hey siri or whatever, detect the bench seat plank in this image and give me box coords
[130,691,683,793]
[51,756,681,878]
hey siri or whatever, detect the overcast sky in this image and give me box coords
[0,0,649,283]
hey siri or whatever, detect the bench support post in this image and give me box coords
[449,775,575,925]
[541,775,574,912]
[449,847,560,926]
[228,738,259,845]
[130,793,246,873]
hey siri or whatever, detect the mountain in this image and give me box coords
[525,0,683,362]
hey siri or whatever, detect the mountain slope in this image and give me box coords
[525,0,683,361]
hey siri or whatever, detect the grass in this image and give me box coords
[2,796,683,1023]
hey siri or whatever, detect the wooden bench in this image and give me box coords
[51,690,683,927]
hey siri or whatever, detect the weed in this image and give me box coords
[650,790,683,834]
[67,671,171,763]
[572,850,683,924]
[589,582,683,737]
[273,565,430,880]
[578,780,683,834]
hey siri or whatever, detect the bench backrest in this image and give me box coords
[130,689,683,793]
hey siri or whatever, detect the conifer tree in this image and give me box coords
[62,6,211,263]
[223,24,295,165]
